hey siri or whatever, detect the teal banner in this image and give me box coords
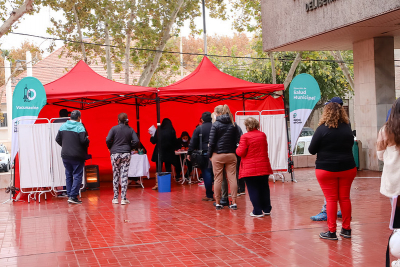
[289,73,321,152]
[12,77,47,161]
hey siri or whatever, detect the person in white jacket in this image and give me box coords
[377,98,400,198]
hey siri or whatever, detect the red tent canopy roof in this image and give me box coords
[44,60,155,100]
[158,56,284,97]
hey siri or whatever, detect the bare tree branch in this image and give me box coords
[72,4,87,63]
[330,50,354,90]
[0,0,34,39]
[284,52,302,90]
[138,0,185,87]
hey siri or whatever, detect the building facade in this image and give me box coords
[261,0,400,170]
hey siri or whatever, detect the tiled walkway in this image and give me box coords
[0,168,392,266]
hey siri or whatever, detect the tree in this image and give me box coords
[44,0,228,87]
[0,0,36,39]
[0,41,43,87]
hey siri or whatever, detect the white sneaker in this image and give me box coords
[263,211,271,216]
[121,199,130,205]
[112,198,118,204]
[250,212,264,218]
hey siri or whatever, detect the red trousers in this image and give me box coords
[315,168,357,232]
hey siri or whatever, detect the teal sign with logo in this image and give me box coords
[289,73,321,152]
[11,77,47,161]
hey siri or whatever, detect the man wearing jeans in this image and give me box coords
[56,110,89,204]
[188,112,214,201]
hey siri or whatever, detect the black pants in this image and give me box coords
[244,175,272,215]
[156,161,172,172]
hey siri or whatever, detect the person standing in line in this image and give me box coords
[187,112,214,201]
[310,97,345,221]
[377,99,400,199]
[150,118,177,190]
[236,117,273,217]
[377,99,400,267]
[210,112,229,207]
[308,102,357,240]
[106,113,139,205]
[55,110,89,204]
[208,104,239,210]
[54,108,70,198]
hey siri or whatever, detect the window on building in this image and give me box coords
[0,113,7,127]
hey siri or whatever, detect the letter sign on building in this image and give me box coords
[306,0,337,12]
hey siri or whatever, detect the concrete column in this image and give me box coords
[353,37,396,171]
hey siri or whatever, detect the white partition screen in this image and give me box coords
[260,113,288,171]
[19,124,52,188]
[235,111,261,134]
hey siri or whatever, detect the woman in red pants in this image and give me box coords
[308,98,357,240]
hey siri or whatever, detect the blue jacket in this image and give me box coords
[56,120,89,161]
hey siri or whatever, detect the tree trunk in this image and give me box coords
[330,50,354,90]
[0,0,34,38]
[72,4,87,63]
[104,22,112,80]
[125,2,136,85]
[283,52,302,90]
[138,0,185,87]
[268,52,276,84]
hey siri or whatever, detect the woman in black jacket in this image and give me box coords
[106,113,139,205]
[150,118,177,190]
[207,104,240,210]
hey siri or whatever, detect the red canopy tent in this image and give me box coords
[158,56,284,103]
[45,60,156,110]
[14,57,285,192]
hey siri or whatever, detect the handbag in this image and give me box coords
[190,126,205,168]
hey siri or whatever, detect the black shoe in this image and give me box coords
[319,231,338,240]
[215,204,223,210]
[57,192,68,198]
[229,204,237,210]
[68,197,82,204]
[340,228,351,238]
[214,201,230,207]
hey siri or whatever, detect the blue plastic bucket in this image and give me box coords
[157,172,171,193]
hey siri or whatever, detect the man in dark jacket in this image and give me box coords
[56,110,89,204]
[188,112,214,201]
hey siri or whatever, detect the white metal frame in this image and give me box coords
[18,118,87,203]
[261,110,289,183]
[17,118,52,203]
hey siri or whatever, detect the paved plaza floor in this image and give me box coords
[0,168,392,266]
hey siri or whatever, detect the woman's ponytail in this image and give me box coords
[222,104,235,126]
